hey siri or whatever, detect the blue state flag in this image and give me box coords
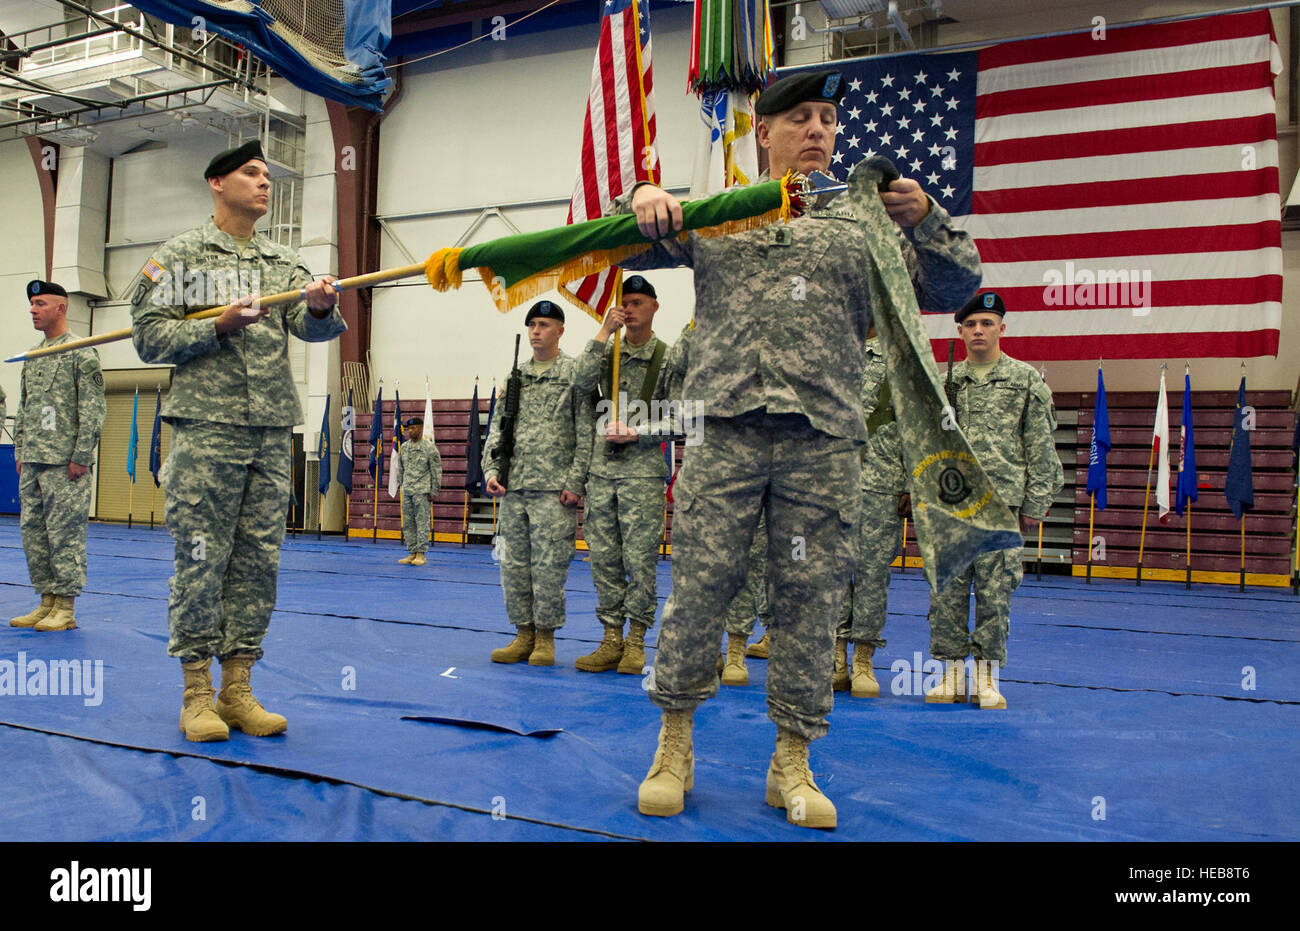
[1085,367,1110,510]
[149,388,163,487]
[338,388,354,496]
[317,394,332,497]
[368,387,384,483]
[1176,373,1198,516]
[126,388,139,483]
[1225,377,1254,520]
[464,382,485,496]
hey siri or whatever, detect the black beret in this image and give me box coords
[622,275,656,299]
[755,70,844,116]
[524,300,565,324]
[204,139,267,180]
[956,291,1007,323]
[27,279,67,300]
[405,417,423,426]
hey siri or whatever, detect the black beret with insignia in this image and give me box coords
[524,300,565,324]
[27,279,67,300]
[956,291,1007,323]
[622,275,656,299]
[755,70,845,116]
[204,139,267,180]
[405,417,423,426]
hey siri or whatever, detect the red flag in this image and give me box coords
[561,0,658,321]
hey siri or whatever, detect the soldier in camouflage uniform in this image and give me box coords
[608,71,982,828]
[484,300,593,668]
[925,292,1063,709]
[131,140,345,742]
[397,416,442,566]
[719,513,771,686]
[570,276,673,676]
[10,280,106,633]
[835,335,908,698]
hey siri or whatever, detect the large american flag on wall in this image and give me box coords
[783,10,1282,361]
[563,0,658,320]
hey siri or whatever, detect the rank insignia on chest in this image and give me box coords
[769,226,793,247]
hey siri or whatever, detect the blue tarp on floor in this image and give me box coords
[0,519,1296,841]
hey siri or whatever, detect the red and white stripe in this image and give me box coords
[563,0,658,319]
[928,12,1283,361]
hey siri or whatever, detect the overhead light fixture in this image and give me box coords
[888,1,914,47]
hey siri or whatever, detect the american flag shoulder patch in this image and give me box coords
[140,259,165,282]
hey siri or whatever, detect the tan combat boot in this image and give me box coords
[411,554,426,566]
[721,633,749,686]
[576,624,623,672]
[832,638,850,691]
[490,626,535,663]
[215,654,288,736]
[851,644,880,698]
[179,659,230,742]
[766,729,836,829]
[925,659,967,703]
[745,631,770,659]
[398,554,416,565]
[974,659,1006,710]
[637,710,694,817]
[529,629,555,666]
[617,622,648,675]
[10,594,54,628]
[35,595,76,632]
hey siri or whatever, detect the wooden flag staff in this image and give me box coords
[4,262,430,364]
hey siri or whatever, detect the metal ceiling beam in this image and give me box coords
[0,26,118,63]
[0,67,114,108]
[59,0,264,93]
[0,78,227,133]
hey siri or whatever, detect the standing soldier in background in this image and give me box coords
[397,416,442,566]
[10,280,106,632]
[926,293,1063,709]
[484,301,593,668]
[719,515,771,686]
[836,333,908,698]
[571,276,671,677]
[131,140,345,741]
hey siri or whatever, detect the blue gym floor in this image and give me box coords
[0,516,1296,842]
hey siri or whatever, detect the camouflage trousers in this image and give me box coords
[652,411,858,740]
[723,512,770,637]
[928,537,1023,666]
[583,474,664,630]
[836,487,902,648]
[498,489,578,631]
[401,490,431,554]
[18,462,93,596]
[162,421,291,662]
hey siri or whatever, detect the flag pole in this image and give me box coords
[372,430,381,544]
[1136,440,1156,586]
[1239,515,1245,592]
[317,491,324,541]
[661,502,668,559]
[1185,501,1192,590]
[149,483,156,530]
[611,271,624,424]
[1036,518,1044,581]
[462,490,470,548]
[1293,480,1299,596]
[1086,492,1095,583]
[900,516,908,573]
[127,478,134,530]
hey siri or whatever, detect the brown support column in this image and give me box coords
[326,73,402,368]
[25,137,58,279]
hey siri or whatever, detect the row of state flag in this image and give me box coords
[123,387,165,488]
[1084,369,1255,521]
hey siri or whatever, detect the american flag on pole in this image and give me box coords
[782,10,1282,361]
[562,0,658,321]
